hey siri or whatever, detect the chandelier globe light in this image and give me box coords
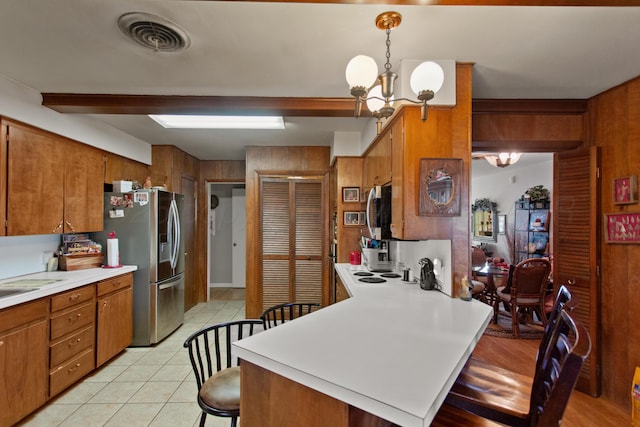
[485,152,522,168]
[345,11,445,131]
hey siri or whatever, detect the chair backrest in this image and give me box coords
[534,285,575,380]
[183,319,263,390]
[471,246,486,269]
[260,302,320,330]
[510,258,551,300]
[528,310,591,426]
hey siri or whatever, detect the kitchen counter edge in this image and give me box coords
[0,266,138,310]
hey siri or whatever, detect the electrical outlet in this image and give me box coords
[42,251,53,264]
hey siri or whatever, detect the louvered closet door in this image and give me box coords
[553,147,601,396]
[260,178,326,312]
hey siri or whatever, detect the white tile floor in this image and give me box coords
[18,292,248,427]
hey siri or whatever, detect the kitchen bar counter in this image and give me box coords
[0,265,137,310]
[233,263,492,427]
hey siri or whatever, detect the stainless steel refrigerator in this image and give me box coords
[94,189,185,346]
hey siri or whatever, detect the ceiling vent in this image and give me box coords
[118,12,191,53]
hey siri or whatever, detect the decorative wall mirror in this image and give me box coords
[418,158,462,216]
[472,198,498,242]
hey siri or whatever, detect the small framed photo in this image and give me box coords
[359,211,366,225]
[342,187,360,202]
[613,176,638,205]
[498,214,506,234]
[344,211,360,226]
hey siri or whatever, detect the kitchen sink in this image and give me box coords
[0,288,38,299]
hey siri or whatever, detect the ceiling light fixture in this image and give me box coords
[346,11,444,134]
[149,115,285,129]
[485,153,522,168]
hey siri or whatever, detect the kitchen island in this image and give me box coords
[233,263,492,427]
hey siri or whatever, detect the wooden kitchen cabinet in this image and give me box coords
[96,273,133,367]
[49,285,96,398]
[4,118,65,235]
[363,128,392,191]
[63,140,105,233]
[0,299,48,427]
[3,118,105,235]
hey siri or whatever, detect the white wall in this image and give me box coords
[470,154,553,263]
[0,73,153,279]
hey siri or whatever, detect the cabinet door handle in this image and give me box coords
[68,313,81,322]
[68,338,81,348]
[0,341,4,347]
[52,221,63,233]
[69,293,81,301]
[68,363,81,373]
[65,221,75,232]
[103,301,108,308]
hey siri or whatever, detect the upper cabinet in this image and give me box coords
[363,129,392,191]
[3,118,105,235]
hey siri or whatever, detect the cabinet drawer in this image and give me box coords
[50,325,94,367]
[51,285,95,312]
[0,298,47,334]
[49,348,95,397]
[97,273,132,297]
[50,302,95,341]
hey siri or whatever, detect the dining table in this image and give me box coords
[472,263,510,306]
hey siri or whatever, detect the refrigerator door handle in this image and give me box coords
[168,199,181,270]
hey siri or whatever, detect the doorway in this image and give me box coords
[208,183,246,295]
[470,153,553,264]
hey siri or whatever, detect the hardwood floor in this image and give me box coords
[472,335,630,426]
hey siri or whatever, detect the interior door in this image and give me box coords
[553,146,601,396]
[259,176,327,312]
[232,188,246,288]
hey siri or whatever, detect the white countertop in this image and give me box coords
[233,263,493,427]
[0,266,138,310]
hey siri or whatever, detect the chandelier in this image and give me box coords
[485,153,522,168]
[345,11,444,133]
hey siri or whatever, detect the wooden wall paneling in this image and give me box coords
[587,75,640,410]
[334,157,363,263]
[0,122,7,236]
[196,161,246,304]
[245,147,330,318]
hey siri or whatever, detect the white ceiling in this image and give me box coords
[1,1,639,160]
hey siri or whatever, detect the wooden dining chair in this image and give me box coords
[493,257,552,337]
[183,319,264,427]
[439,308,590,427]
[260,302,320,330]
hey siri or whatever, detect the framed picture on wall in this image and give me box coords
[359,211,366,225]
[613,176,638,205]
[342,187,360,202]
[344,211,360,226]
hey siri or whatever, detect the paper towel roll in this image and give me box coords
[107,239,119,267]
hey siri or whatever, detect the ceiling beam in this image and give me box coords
[41,94,367,117]
[472,140,583,152]
[200,0,640,6]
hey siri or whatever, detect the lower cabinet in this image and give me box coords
[96,274,133,367]
[0,299,48,427]
[0,272,134,426]
[49,285,96,398]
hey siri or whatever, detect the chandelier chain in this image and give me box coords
[384,27,392,72]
